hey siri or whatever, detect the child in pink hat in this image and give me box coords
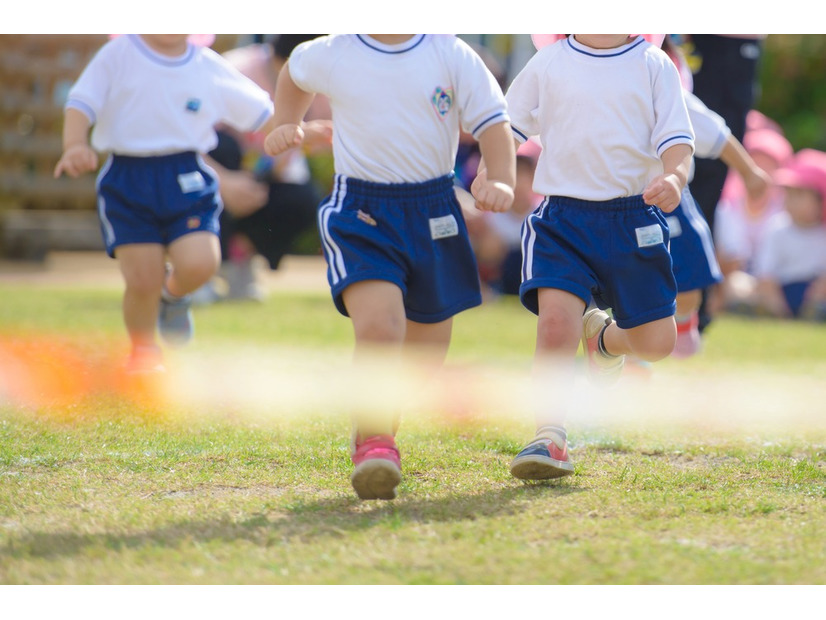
[750,149,826,319]
[714,128,796,314]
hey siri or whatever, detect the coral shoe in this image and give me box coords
[350,434,401,500]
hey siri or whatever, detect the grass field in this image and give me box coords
[1,282,825,595]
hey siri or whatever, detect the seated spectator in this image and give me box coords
[462,139,541,298]
[748,149,826,320]
[713,126,793,313]
[198,34,332,302]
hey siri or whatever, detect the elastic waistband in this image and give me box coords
[111,151,199,165]
[545,194,647,212]
[335,173,455,199]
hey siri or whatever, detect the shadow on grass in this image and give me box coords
[1,482,583,561]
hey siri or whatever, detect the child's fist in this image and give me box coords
[264,124,305,157]
[53,144,98,178]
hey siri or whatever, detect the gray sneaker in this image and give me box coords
[581,307,624,386]
[158,293,194,347]
[223,260,263,301]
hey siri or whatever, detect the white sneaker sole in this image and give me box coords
[351,459,401,500]
[510,454,575,480]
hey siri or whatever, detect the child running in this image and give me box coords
[666,88,772,357]
[54,34,274,373]
[264,34,515,500]
[502,34,694,480]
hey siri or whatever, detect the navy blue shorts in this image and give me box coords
[96,152,222,257]
[665,188,723,293]
[318,174,482,324]
[782,281,811,317]
[520,195,677,329]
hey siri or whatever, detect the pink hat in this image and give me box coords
[774,149,826,217]
[747,110,784,134]
[744,128,793,167]
[531,34,665,50]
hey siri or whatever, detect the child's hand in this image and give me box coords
[301,119,333,154]
[264,124,305,157]
[53,143,98,178]
[642,173,682,213]
[744,166,772,202]
[471,169,514,213]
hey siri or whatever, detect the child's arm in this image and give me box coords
[643,143,693,213]
[201,155,269,218]
[53,108,98,178]
[719,135,772,202]
[472,121,516,213]
[263,61,316,157]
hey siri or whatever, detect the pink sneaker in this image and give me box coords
[125,345,166,375]
[672,312,701,359]
[350,434,401,500]
[581,308,624,386]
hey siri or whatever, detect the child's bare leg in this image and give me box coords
[405,317,452,368]
[510,288,583,480]
[115,243,166,350]
[342,279,407,499]
[676,289,701,316]
[602,316,677,362]
[673,289,702,358]
[165,232,222,296]
[342,280,407,437]
[533,288,584,428]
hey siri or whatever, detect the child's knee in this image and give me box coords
[627,320,676,361]
[124,268,165,297]
[354,314,407,344]
[536,311,581,353]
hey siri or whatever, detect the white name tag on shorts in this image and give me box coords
[177,171,206,194]
[665,216,682,237]
[635,223,664,248]
[429,214,459,240]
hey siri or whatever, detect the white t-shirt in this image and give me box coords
[685,90,730,161]
[288,34,509,184]
[66,35,274,156]
[752,213,826,283]
[714,196,786,273]
[506,35,694,200]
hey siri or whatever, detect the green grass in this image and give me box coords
[1,284,825,585]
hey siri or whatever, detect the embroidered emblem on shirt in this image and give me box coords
[185,98,202,112]
[357,210,377,226]
[431,87,454,119]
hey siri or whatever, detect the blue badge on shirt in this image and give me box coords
[431,87,453,119]
[185,98,201,112]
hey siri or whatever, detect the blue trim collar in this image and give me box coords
[567,35,646,58]
[129,34,195,66]
[356,34,426,54]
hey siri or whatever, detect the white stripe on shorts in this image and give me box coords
[521,198,548,283]
[95,155,116,248]
[318,175,348,286]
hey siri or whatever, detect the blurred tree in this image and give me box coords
[756,35,826,151]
